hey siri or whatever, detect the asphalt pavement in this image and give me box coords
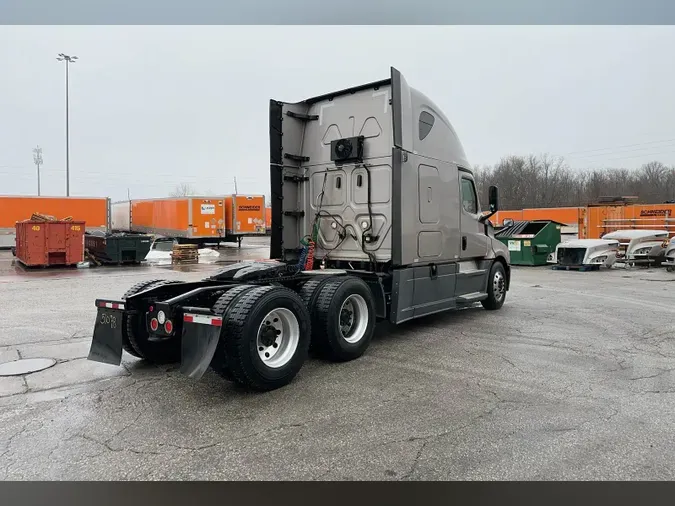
[1,241,674,480]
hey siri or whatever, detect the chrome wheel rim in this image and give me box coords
[256,308,300,368]
[338,294,369,344]
[493,270,506,302]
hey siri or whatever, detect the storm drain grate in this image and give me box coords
[0,358,57,376]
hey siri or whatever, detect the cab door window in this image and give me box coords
[460,178,478,214]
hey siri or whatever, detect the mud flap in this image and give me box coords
[88,305,125,365]
[179,314,224,380]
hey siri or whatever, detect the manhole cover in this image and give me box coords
[0,358,57,376]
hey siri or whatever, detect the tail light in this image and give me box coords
[150,318,159,332]
[164,320,174,334]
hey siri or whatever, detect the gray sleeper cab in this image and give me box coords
[269,66,511,323]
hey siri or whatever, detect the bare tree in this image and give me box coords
[170,183,197,197]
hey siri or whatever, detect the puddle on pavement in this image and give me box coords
[145,245,270,271]
[1,242,272,278]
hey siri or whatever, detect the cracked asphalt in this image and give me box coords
[1,242,675,480]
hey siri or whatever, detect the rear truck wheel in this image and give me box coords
[124,279,184,364]
[299,276,342,351]
[308,276,376,362]
[481,261,507,310]
[208,285,260,381]
[120,279,169,358]
[215,285,311,392]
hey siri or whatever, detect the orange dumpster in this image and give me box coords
[15,220,85,267]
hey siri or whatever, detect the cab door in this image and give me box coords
[458,169,489,260]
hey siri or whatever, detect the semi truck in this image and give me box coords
[110,195,266,247]
[87,67,511,392]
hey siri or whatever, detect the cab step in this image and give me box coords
[456,292,488,304]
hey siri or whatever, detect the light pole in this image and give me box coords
[33,146,43,196]
[57,53,78,196]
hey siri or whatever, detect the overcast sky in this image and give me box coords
[2,25,675,201]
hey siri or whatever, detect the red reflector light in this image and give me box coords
[150,318,159,331]
[148,305,154,312]
[164,320,174,334]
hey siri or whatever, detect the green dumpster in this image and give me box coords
[84,231,153,265]
[494,220,565,266]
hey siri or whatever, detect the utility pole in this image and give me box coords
[234,177,238,194]
[32,146,43,196]
[57,53,78,196]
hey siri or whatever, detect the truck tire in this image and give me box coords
[298,276,342,307]
[124,279,185,364]
[309,276,376,362]
[298,276,342,351]
[209,285,259,381]
[218,285,311,392]
[481,261,507,310]
[120,279,169,358]
[122,279,167,300]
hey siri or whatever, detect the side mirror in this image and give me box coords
[488,185,499,213]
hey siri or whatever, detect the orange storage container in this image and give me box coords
[521,207,584,226]
[582,203,675,239]
[224,195,267,235]
[113,195,267,241]
[493,207,584,227]
[127,197,228,239]
[15,220,85,267]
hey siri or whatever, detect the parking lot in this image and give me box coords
[1,240,674,480]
